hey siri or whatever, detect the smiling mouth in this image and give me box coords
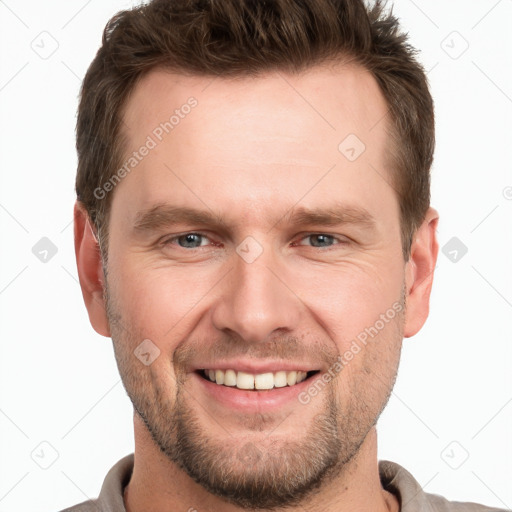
[198,369,320,390]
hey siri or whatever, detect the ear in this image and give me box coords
[403,207,439,338]
[74,201,111,337]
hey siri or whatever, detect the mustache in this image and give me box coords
[172,334,340,371]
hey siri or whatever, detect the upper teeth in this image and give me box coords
[204,369,308,390]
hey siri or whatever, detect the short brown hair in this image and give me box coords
[76,0,434,262]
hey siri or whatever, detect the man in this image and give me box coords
[63,0,505,510]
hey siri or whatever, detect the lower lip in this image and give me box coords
[193,372,316,411]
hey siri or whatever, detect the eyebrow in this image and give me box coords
[282,204,376,230]
[132,202,376,234]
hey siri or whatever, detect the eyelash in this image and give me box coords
[161,232,349,250]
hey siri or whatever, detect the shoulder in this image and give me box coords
[379,460,508,512]
[59,501,99,512]
[424,492,509,512]
[58,454,134,512]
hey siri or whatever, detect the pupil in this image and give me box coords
[313,234,332,247]
[180,234,200,247]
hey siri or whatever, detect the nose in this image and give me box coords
[211,243,302,344]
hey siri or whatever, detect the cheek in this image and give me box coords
[293,259,404,347]
[110,257,221,341]
[331,308,404,413]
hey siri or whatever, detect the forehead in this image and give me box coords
[123,63,389,148]
[115,63,396,230]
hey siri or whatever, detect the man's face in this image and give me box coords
[103,64,408,508]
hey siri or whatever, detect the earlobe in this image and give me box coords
[403,207,439,338]
[74,201,111,337]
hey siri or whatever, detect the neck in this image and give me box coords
[124,413,399,512]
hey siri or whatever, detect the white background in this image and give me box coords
[0,1,511,511]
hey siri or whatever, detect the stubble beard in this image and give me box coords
[105,275,405,510]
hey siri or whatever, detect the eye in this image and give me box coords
[295,233,347,248]
[161,232,347,251]
[163,232,211,249]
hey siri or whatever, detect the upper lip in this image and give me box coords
[192,359,320,374]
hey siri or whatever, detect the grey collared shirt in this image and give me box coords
[60,454,508,512]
